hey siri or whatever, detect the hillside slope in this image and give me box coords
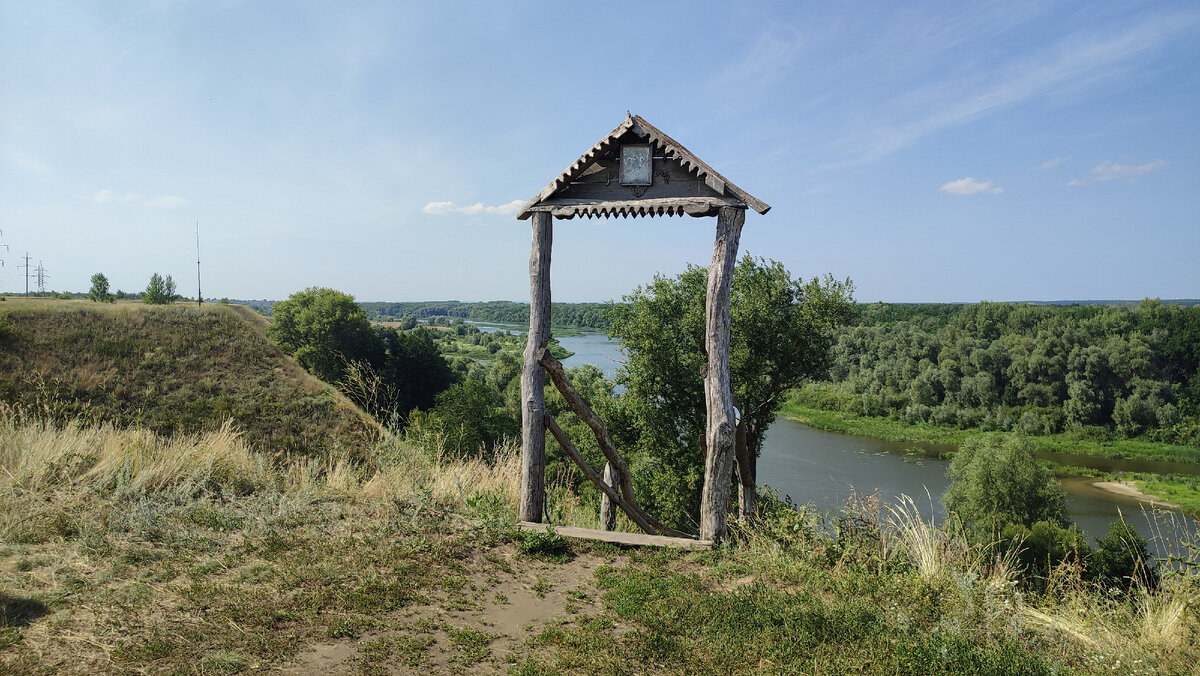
[0,300,378,458]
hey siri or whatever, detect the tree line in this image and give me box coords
[796,300,1200,445]
[360,300,616,331]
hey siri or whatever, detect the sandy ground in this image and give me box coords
[1089,480,1180,510]
[275,545,621,674]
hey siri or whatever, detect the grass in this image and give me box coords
[0,299,379,460]
[4,300,1198,674]
[780,402,1200,464]
[3,413,1199,673]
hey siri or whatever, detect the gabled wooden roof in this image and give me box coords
[517,113,770,220]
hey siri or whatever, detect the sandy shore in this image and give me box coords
[1090,480,1180,509]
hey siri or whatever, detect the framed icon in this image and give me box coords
[620,144,653,186]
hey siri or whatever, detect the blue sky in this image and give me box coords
[2,1,1197,303]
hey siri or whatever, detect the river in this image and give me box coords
[545,328,1197,545]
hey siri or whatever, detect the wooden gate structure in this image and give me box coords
[515,113,770,545]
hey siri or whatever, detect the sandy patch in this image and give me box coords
[1090,480,1179,509]
[275,545,618,674]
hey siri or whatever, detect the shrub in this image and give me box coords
[1087,520,1159,593]
[943,436,1067,532]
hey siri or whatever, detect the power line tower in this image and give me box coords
[35,261,49,295]
[17,252,33,296]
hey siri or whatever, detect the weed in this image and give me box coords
[517,526,573,562]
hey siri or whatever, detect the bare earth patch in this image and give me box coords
[277,545,618,674]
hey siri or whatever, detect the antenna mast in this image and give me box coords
[196,222,202,307]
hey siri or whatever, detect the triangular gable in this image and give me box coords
[517,113,770,220]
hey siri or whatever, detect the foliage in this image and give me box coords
[943,436,1067,531]
[516,526,573,562]
[1088,520,1159,592]
[87,273,114,303]
[798,299,1200,446]
[360,300,617,331]
[267,287,381,384]
[409,380,515,459]
[609,255,854,528]
[142,272,177,305]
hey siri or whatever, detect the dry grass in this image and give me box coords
[0,301,379,459]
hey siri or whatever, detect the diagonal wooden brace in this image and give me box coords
[537,348,694,540]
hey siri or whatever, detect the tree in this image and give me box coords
[88,273,114,303]
[610,255,855,529]
[375,325,455,418]
[267,287,382,384]
[943,436,1067,531]
[142,273,176,305]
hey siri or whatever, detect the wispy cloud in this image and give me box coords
[833,11,1200,167]
[941,178,1003,195]
[88,190,189,207]
[1033,157,1067,171]
[715,25,805,88]
[422,199,523,216]
[9,153,51,175]
[1068,160,1166,186]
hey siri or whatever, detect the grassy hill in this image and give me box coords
[0,299,379,459]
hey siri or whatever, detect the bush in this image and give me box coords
[943,436,1067,532]
[1087,520,1159,593]
[1001,520,1090,579]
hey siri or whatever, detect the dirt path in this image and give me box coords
[275,545,619,674]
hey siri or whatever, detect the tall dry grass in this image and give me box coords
[0,409,521,520]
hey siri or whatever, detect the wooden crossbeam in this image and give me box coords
[517,521,712,550]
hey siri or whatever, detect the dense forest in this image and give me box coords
[795,300,1200,446]
[359,300,615,331]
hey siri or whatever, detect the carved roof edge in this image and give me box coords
[517,113,771,220]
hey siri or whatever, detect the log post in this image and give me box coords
[519,211,553,523]
[735,421,757,523]
[600,462,618,531]
[699,206,745,544]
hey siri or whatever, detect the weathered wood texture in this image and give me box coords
[517,113,770,220]
[517,521,712,550]
[519,212,552,523]
[538,349,693,540]
[735,420,757,523]
[544,414,658,535]
[699,206,746,544]
[600,462,618,531]
[526,197,742,220]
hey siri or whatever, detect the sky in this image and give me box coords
[2,1,1197,303]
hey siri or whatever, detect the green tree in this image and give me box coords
[88,273,114,303]
[142,273,177,305]
[267,287,382,384]
[943,436,1067,531]
[610,255,854,528]
[375,325,455,418]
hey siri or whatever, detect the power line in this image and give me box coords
[16,252,32,296]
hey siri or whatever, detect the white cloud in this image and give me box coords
[422,199,523,216]
[940,178,1003,195]
[88,190,189,207]
[10,153,51,175]
[1034,157,1067,171]
[1068,159,1166,185]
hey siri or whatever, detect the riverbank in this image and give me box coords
[1091,480,1180,510]
[779,401,1200,514]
